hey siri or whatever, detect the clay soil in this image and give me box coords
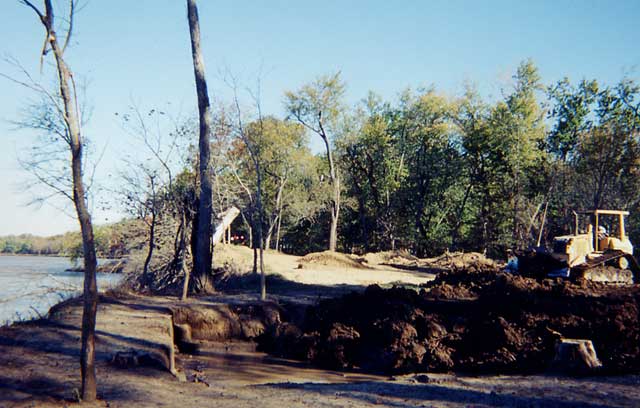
[2,247,640,407]
[260,265,640,375]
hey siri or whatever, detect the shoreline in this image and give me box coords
[0,253,122,259]
[0,253,69,258]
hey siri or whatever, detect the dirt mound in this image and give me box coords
[365,250,501,275]
[214,244,256,271]
[297,251,370,270]
[172,302,283,342]
[258,269,640,375]
[424,251,501,270]
[363,250,419,266]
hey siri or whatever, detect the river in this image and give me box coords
[0,255,123,325]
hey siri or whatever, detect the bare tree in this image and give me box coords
[116,105,182,289]
[186,0,214,292]
[15,0,99,401]
[224,73,267,300]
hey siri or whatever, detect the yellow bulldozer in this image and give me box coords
[517,209,640,282]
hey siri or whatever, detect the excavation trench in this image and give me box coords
[170,266,640,377]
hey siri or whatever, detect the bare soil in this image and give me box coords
[2,246,640,407]
[260,268,640,375]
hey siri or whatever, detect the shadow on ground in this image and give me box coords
[262,380,617,408]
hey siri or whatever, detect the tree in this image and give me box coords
[187,0,214,292]
[545,77,640,242]
[484,60,547,249]
[17,0,99,401]
[396,90,464,255]
[339,92,403,252]
[250,118,308,251]
[226,75,268,300]
[285,72,346,251]
[116,105,183,288]
[456,61,547,253]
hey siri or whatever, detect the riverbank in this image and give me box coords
[0,253,69,257]
[3,246,640,407]
[0,255,123,326]
[3,291,640,407]
[64,259,127,274]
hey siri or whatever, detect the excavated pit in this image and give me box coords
[256,265,640,375]
[168,253,640,376]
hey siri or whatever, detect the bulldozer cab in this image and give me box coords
[551,209,633,268]
[579,209,632,254]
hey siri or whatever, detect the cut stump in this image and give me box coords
[552,338,602,374]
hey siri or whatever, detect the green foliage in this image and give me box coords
[0,219,142,261]
[543,75,640,246]
[227,116,326,250]
[284,72,346,134]
[50,59,635,267]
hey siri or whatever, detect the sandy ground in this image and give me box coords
[215,245,436,287]
[2,246,640,407]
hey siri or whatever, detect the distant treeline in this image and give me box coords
[0,220,143,260]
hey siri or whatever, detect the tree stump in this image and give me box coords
[551,338,602,374]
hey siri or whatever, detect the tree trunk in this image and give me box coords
[32,5,99,400]
[265,177,285,250]
[318,118,340,252]
[187,0,214,292]
[74,155,98,403]
[180,212,191,301]
[275,205,283,251]
[329,177,340,251]
[142,210,155,287]
[253,246,258,274]
[142,179,157,287]
[36,22,95,405]
[255,165,266,300]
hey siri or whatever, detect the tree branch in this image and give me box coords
[62,0,75,54]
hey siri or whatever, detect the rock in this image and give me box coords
[111,350,165,369]
[413,373,457,384]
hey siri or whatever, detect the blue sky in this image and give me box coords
[1,0,639,236]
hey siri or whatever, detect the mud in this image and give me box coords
[258,266,640,375]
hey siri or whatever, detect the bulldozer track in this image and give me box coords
[573,250,640,282]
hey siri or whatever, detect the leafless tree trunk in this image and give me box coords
[187,0,214,292]
[226,73,267,300]
[142,176,157,285]
[19,0,99,401]
[265,176,285,249]
[181,212,192,300]
[318,115,341,251]
[275,206,283,251]
[255,166,266,300]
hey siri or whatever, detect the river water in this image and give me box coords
[0,255,123,325]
